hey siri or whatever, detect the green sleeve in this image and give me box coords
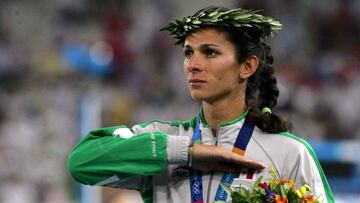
[67,126,167,188]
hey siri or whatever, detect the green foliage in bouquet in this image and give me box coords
[216,167,323,203]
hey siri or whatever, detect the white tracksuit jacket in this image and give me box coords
[68,110,334,203]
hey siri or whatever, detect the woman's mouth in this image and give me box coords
[188,79,206,84]
[188,79,206,88]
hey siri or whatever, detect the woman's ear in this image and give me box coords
[239,55,259,79]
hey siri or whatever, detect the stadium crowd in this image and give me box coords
[0,0,359,202]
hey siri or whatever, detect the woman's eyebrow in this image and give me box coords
[183,45,192,49]
[200,44,220,48]
[183,43,220,49]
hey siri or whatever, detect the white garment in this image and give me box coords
[132,115,333,203]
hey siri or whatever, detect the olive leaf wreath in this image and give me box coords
[161,7,282,45]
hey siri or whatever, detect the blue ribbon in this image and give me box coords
[189,114,254,203]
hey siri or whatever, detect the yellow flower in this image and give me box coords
[300,184,312,196]
[288,179,295,188]
[269,166,280,188]
[280,179,295,189]
[295,189,302,198]
[270,166,277,178]
[300,186,307,195]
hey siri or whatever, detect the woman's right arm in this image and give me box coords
[67,125,170,190]
[67,123,265,190]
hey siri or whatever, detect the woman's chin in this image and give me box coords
[190,92,211,101]
[190,93,205,101]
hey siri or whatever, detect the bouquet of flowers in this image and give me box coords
[217,167,323,203]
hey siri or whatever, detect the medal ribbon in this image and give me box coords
[189,114,254,203]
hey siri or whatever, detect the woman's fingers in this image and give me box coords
[229,154,266,169]
[215,146,266,169]
[191,144,266,172]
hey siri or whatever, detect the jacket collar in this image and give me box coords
[199,106,249,128]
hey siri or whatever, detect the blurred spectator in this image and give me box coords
[0,0,359,202]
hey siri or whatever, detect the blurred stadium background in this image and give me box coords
[0,0,359,202]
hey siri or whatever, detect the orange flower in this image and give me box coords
[274,194,288,203]
[280,179,295,188]
[302,195,315,203]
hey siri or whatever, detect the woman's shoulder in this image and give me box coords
[132,116,198,133]
[250,129,321,173]
[252,128,314,154]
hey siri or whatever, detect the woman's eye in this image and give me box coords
[205,49,217,57]
[184,50,193,58]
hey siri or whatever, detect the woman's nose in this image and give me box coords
[186,54,204,73]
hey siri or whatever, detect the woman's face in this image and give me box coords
[183,28,244,103]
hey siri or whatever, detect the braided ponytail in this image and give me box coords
[247,42,292,133]
[213,23,292,133]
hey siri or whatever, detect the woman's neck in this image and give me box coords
[202,97,247,134]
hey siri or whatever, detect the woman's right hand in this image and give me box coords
[190,144,266,172]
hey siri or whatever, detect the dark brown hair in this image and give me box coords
[225,25,291,133]
[204,7,292,133]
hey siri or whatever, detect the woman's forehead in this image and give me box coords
[184,28,230,47]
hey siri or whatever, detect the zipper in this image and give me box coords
[205,126,221,203]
